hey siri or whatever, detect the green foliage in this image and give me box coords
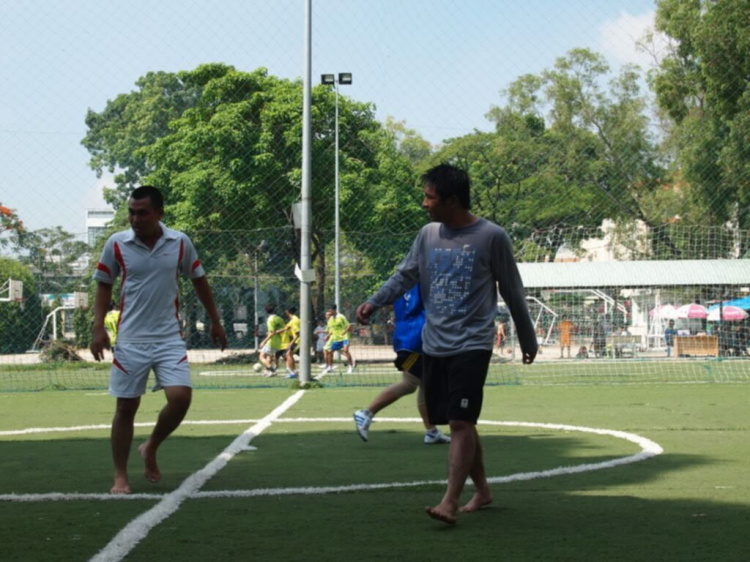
[430,48,665,257]
[16,226,90,295]
[652,0,750,231]
[73,307,94,348]
[83,64,425,319]
[0,258,42,354]
[39,340,83,363]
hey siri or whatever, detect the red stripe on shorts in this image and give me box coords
[113,358,129,374]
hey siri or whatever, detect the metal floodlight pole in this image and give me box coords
[299,0,313,383]
[322,72,352,312]
[334,78,340,311]
[254,251,259,350]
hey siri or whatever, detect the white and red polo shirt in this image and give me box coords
[93,223,206,343]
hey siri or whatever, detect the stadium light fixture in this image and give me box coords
[320,72,352,311]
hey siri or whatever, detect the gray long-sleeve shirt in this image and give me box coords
[368,218,537,357]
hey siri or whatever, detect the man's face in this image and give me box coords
[128,197,164,238]
[326,310,334,319]
[422,183,452,223]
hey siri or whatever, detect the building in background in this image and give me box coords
[86,209,114,247]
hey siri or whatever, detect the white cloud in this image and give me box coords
[599,10,670,69]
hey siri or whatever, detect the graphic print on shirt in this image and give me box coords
[428,244,476,317]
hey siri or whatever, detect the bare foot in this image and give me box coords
[138,441,161,483]
[111,473,131,494]
[425,505,457,525]
[460,491,493,513]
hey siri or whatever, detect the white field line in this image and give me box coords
[88,391,306,562]
[0,492,163,502]
[1,418,663,506]
[0,419,263,437]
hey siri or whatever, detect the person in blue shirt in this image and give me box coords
[664,319,677,357]
[353,284,450,444]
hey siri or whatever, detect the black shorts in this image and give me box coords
[394,351,423,379]
[423,349,493,425]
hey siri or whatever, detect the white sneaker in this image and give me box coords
[353,409,373,441]
[347,365,354,374]
[424,429,451,444]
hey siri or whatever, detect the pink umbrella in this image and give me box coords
[649,304,678,319]
[707,306,749,322]
[674,303,708,319]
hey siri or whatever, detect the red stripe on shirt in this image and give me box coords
[191,259,201,272]
[174,239,184,334]
[96,262,112,277]
[113,358,129,374]
[114,242,126,330]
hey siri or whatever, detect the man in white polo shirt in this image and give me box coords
[90,186,226,494]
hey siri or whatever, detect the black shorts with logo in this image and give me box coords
[394,351,423,379]
[423,349,493,425]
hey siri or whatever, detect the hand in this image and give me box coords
[90,326,111,362]
[356,302,376,325]
[211,322,227,351]
[522,347,538,365]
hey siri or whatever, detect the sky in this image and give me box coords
[0,0,664,237]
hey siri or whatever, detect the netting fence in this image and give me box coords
[1,0,749,391]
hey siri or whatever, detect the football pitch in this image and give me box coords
[1,382,748,562]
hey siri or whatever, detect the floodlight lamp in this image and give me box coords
[338,73,353,85]
[321,74,335,85]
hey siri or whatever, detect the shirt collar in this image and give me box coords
[125,222,178,244]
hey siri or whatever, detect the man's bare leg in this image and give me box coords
[460,425,493,512]
[426,419,476,524]
[325,350,333,369]
[111,396,141,494]
[138,386,192,484]
[343,348,355,367]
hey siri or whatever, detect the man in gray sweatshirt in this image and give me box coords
[356,164,537,525]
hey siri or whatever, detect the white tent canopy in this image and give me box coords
[518,260,750,289]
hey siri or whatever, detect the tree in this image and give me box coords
[83,64,424,323]
[651,0,750,235]
[82,68,208,208]
[0,258,43,354]
[428,49,666,258]
[17,227,90,295]
[385,117,433,167]
[0,203,25,249]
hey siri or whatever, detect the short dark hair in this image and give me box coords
[130,185,164,210]
[327,303,337,311]
[265,304,275,314]
[286,306,297,314]
[420,164,471,209]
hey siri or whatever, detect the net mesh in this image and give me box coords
[1,1,749,391]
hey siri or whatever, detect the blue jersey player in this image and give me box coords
[353,284,450,444]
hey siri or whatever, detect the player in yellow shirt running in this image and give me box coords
[322,303,356,374]
[279,306,301,378]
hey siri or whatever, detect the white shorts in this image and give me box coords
[110,340,191,398]
[262,343,282,355]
